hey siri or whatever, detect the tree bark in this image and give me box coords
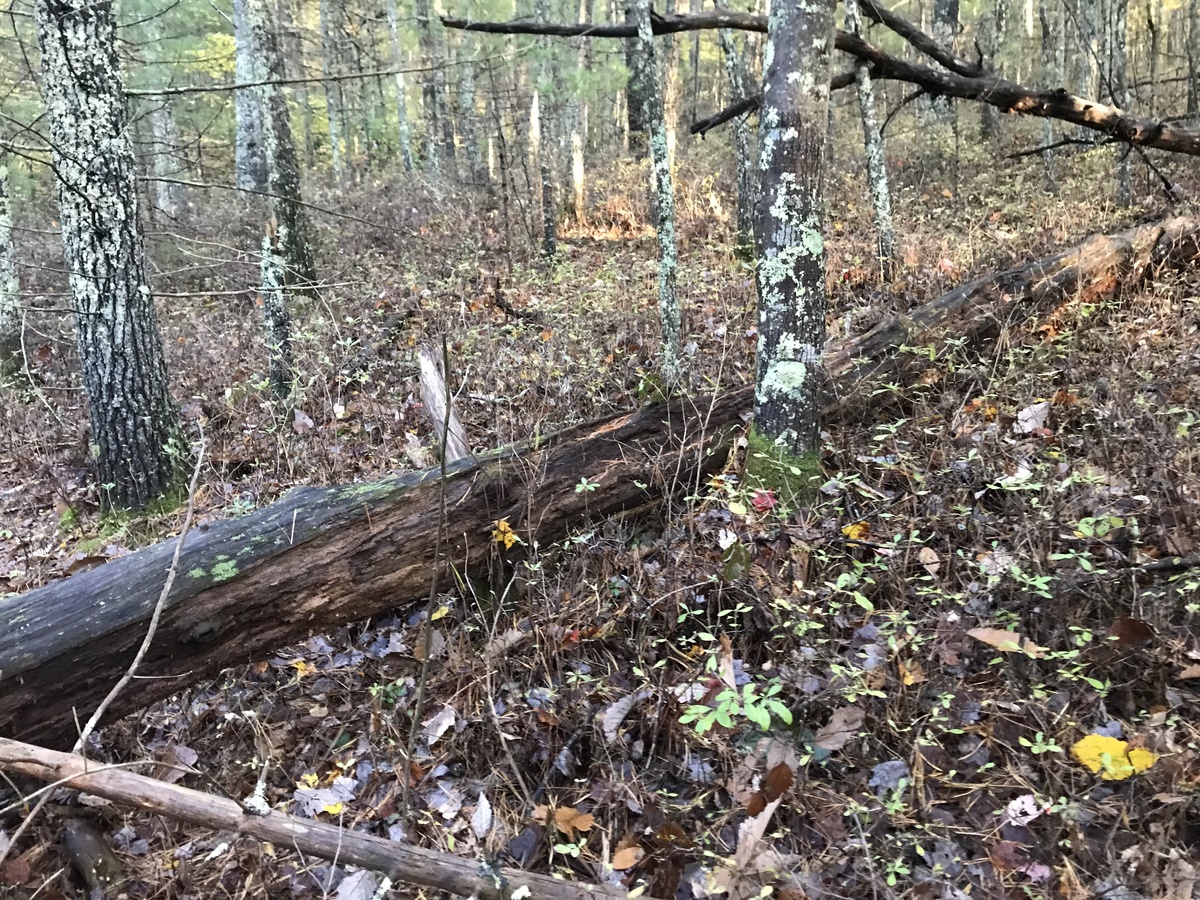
[1109,0,1132,205]
[844,0,895,279]
[634,0,680,382]
[247,0,318,293]
[0,737,625,900]
[0,154,19,376]
[751,0,836,464]
[0,390,747,748]
[234,0,269,191]
[34,0,181,511]
[415,0,454,173]
[3,217,1196,748]
[624,0,654,156]
[259,229,294,399]
[716,29,755,257]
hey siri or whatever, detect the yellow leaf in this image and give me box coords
[431,604,451,621]
[1070,734,1158,780]
[966,627,1048,658]
[322,801,345,815]
[492,518,522,549]
[899,659,927,685]
[299,772,319,788]
[842,521,870,540]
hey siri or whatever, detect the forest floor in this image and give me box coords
[2,129,1199,899]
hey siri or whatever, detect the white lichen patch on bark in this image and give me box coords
[34,0,180,507]
[751,0,836,458]
[0,159,20,372]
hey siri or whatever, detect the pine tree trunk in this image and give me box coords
[751,0,835,470]
[385,0,415,170]
[843,0,895,279]
[247,0,318,292]
[633,0,680,382]
[234,0,269,191]
[0,155,20,376]
[34,0,181,510]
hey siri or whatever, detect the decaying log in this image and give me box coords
[440,13,1200,156]
[824,216,1200,399]
[0,391,747,749]
[2,218,1197,751]
[0,737,624,900]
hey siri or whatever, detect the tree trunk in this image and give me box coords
[34,0,181,511]
[663,0,681,165]
[320,0,348,180]
[234,0,269,191]
[0,154,19,375]
[717,29,755,257]
[385,0,415,170]
[1189,0,1199,117]
[750,0,835,486]
[247,0,319,293]
[928,0,959,123]
[977,0,1008,143]
[260,229,294,399]
[844,0,895,280]
[1039,0,1062,190]
[457,42,483,181]
[1109,0,1132,205]
[624,0,653,157]
[534,0,557,258]
[275,0,314,168]
[148,102,186,218]
[634,0,681,382]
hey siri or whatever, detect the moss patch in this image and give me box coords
[743,425,822,505]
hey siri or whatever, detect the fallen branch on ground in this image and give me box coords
[0,736,624,900]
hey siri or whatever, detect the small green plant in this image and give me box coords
[1019,731,1064,755]
[575,476,599,494]
[680,679,793,734]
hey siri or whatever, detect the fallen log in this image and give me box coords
[0,737,624,900]
[0,391,748,749]
[824,216,1200,398]
[1,217,1196,750]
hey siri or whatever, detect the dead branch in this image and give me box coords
[0,737,624,900]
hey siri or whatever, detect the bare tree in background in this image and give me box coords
[234,0,269,191]
[0,154,19,375]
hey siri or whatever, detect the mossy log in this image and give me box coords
[1,216,1195,749]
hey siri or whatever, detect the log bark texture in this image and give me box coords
[1,218,1196,748]
[0,737,624,900]
[0,393,746,748]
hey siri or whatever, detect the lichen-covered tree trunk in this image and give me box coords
[634,0,680,382]
[385,0,415,170]
[750,0,835,489]
[843,0,894,280]
[34,0,181,510]
[929,0,959,124]
[247,0,318,293]
[0,155,20,375]
[320,0,348,180]
[260,230,294,399]
[234,0,269,191]
[718,29,755,257]
[275,0,314,167]
[624,0,653,157]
